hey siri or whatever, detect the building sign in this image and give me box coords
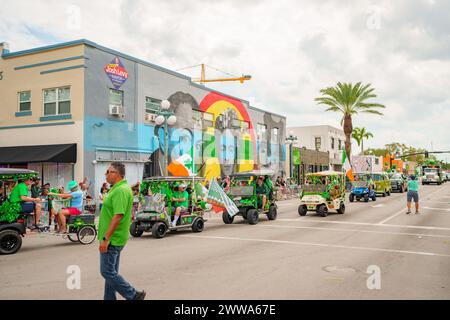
[293,148,301,165]
[104,57,128,89]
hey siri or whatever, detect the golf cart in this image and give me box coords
[349,180,376,202]
[0,169,97,255]
[223,169,277,225]
[130,176,207,239]
[298,171,346,217]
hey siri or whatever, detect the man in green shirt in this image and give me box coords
[98,162,145,300]
[256,177,268,211]
[10,178,43,228]
[170,183,189,228]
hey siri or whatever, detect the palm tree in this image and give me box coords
[315,82,385,159]
[352,127,373,155]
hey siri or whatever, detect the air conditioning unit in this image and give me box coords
[145,113,157,122]
[109,105,124,117]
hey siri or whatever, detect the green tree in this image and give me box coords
[315,82,385,160]
[352,127,374,155]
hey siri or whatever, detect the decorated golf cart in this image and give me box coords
[130,176,208,239]
[297,171,346,217]
[221,169,278,225]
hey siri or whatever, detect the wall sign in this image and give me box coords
[104,57,128,89]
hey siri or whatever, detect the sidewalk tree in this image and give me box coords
[315,82,385,160]
[352,127,373,155]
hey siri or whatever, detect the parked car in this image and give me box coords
[389,172,408,193]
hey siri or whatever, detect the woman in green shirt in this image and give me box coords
[406,175,419,214]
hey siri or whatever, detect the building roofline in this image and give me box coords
[248,105,286,119]
[2,38,280,117]
[287,124,343,131]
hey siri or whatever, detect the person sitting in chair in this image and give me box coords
[48,180,83,234]
[256,177,268,212]
[9,177,43,229]
[170,183,189,228]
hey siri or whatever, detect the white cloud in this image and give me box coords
[1,0,449,160]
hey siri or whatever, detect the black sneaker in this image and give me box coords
[133,290,146,300]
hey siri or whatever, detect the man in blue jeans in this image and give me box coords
[98,162,146,300]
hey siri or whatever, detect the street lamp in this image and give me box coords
[285,131,298,179]
[156,100,177,176]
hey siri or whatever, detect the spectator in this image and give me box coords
[31,177,42,198]
[406,175,420,214]
[99,183,109,212]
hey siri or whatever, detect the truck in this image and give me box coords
[421,164,444,185]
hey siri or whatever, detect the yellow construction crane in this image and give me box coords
[176,64,251,84]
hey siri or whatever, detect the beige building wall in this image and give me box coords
[0,44,85,181]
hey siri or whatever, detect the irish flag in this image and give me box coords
[167,154,193,177]
[342,149,354,181]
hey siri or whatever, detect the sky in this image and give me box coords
[1,0,449,161]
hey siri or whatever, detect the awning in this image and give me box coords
[0,143,77,164]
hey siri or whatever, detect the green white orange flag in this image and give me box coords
[342,149,354,182]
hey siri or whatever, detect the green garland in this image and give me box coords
[0,172,38,181]
[0,201,21,223]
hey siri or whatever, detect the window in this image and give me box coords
[145,97,160,114]
[331,137,335,149]
[375,158,379,165]
[315,137,321,151]
[18,91,31,111]
[109,89,123,107]
[271,127,279,144]
[257,124,267,141]
[338,139,342,150]
[43,87,70,116]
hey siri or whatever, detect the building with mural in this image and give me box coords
[0,40,286,197]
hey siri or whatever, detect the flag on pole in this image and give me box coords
[342,149,354,182]
[205,178,239,217]
[167,154,193,177]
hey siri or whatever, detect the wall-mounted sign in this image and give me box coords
[104,57,128,89]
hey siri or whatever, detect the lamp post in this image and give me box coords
[285,131,298,179]
[155,100,177,176]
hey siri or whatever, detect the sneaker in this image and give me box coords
[133,290,146,300]
[406,210,411,214]
[415,211,420,214]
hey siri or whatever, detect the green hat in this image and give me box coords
[67,180,78,191]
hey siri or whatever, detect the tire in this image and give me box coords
[67,234,78,242]
[222,211,234,224]
[191,218,204,233]
[247,209,259,225]
[364,194,369,202]
[387,190,391,196]
[151,222,167,239]
[317,204,328,217]
[337,202,345,214]
[267,205,277,220]
[298,205,307,216]
[130,221,143,237]
[77,225,96,245]
[372,194,376,201]
[349,194,354,202]
[382,191,386,197]
[0,230,22,255]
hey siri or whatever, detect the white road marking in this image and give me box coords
[206,221,450,238]
[371,204,384,208]
[180,234,450,258]
[276,218,450,231]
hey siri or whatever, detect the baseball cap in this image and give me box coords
[67,180,79,191]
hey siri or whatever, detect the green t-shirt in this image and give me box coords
[98,179,133,247]
[10,182,29,203]
[408,180,419,192]
[173,190,189,208]
[256,183,268,195]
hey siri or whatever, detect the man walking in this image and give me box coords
[406,174,419,214]
[98,162,146,300]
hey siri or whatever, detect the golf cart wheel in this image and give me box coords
[317,204,328,217]
[222,211,234,224]
[382,191,386,197]
[247,209,259,225]
[298,205,307,216]
[387,190,391,196]
[67,234,78,242]
[337,202,345,214]
[372,194,377,201]
[349,194,354,202]
[77,225,96,245]
[364,194,369,202]
[267,205,277,220]
[0,230,22,255]
[130,221,144,237]
[191,218,204,233]
[151,222,167,239]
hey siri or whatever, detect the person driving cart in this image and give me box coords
[170,183,189,228]
[366,175,374,192]
[48,180,83,234]
[256,177,268,212]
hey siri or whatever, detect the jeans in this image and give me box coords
[100,244,136,300]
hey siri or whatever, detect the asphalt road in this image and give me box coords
[1,183,450,300]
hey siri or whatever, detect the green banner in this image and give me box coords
[293,148,301,165]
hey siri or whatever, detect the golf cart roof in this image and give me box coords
[306,170,343,176]
[143,176,205,182]
[0,168,38,180]
[230,169,275,177]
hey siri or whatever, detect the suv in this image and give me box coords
[389,172,408,193]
